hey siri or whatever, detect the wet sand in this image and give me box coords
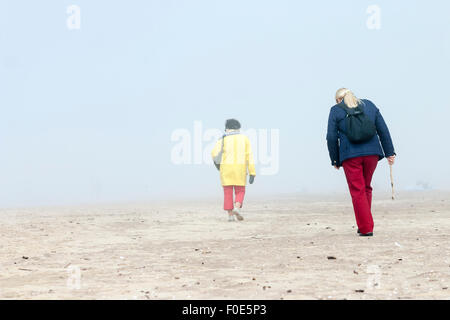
[0,191,449,300]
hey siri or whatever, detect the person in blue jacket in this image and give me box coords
[326,88,396,236]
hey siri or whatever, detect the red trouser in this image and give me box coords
[342,155,379,234]
[223,186,245,210]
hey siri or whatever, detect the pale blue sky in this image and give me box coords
[0,1,449,207]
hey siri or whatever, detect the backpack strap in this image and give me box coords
[213,134,226,170]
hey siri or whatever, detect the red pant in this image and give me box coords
[223,186,245,211]
[342,155,379,234]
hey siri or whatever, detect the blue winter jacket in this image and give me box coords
[326,99,395,166]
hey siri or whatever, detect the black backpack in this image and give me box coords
[339,101,377,143]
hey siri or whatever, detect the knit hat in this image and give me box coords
[225,119,241,130]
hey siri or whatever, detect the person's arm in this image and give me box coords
[246,138,256,180]
[211,139,222,160]
[375,109,396,160]
[326,108,340,168]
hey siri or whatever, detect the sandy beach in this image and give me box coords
[0,191,449,300]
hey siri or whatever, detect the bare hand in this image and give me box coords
[334,166,340,170]
[387,155,396,165]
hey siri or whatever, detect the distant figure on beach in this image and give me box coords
[326,88,396,236]
[211,119,256,221]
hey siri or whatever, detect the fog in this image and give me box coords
[1,1,449,207]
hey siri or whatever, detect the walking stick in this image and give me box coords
[389,164,395,200]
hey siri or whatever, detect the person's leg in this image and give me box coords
[234,186,246,209]
[232,186,246,221]
[362,156,379,209]
[343,157,374,234]
[223,186,234,217]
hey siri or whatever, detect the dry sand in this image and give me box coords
[0,191,449,300]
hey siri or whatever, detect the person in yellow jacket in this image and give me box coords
[211,119,256,221]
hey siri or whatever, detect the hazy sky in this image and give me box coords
[1,0,449,207]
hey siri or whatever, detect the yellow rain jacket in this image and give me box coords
[211,132,256,186]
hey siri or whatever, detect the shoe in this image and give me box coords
[232,208,244,221]
[228,215,236,222]
[359,232,373,237]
